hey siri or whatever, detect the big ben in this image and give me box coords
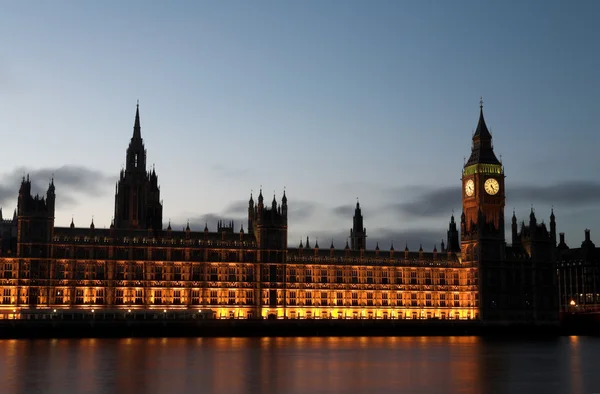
[461,99,506,320]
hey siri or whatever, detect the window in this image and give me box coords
[76,289,84,304]
[134,265,143,281]
[396,292,402,306]
[174,290,181,305]
[192,265,202,281]
[116,289,124,305]
[367,270,373,284]
[96,289,105,305]
[289,291,296,306]
[54,289,62,305]
[381,270,389,284]
[76,264,86,280]
[352,270,358,284]
[210,266,218,282]
[453,272,459,286]
[289,268,296,283]
[454,294,460,307]
[367,292,373,306]
[154,265,163,281]
[228,267,236,282]
[439,271,446,285]
[336,270,343,283]
[426,293,432,306]
[210,290,217,305]
[154,290,162,305]
[191,290,200,305]
[320,269,327,283]
[425,271,432,285]
[410,271,417,285]
[336,292,343,306]
[228,291,236,305]
[352,292,358,306]
[245,290,254,305]
[440,293,446,307]
[3,288,11,304]
[395,270,403,285]
[135,289,143,304]
[305,269,312,283]
[320,292,328,306]
[305,292,312,306]
[382,293,388,306]
[411,293,417,307]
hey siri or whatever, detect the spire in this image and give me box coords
[186,220,190,231]
[70,216,75,229]
[473,97,492,139]
[375,242,379,251]
[90,217,95,230]
[390,241,394,251]
[133,101,141,140]
[330,239,334,249]
[306,236,310,249]
[465,98,501,166]
[204,222,208,232]
[404,243,409,252]
[315,238,319,249]
[167,220,172,231]
[299,239,303,248]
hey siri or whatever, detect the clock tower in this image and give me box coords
[461,99,506,320]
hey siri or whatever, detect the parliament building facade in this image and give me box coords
[0,103,595,322]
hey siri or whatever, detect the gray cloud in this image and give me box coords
[332,204,354,218]
[223,200,248,215]
[390,181,600,219]
[0,166,116,207]
[288,200,317,223]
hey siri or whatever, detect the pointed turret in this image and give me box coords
[390,242,394,251]
[90,218,95,230]
[466,98,501,166]
[133,101,141,141]
[70,217,75,229]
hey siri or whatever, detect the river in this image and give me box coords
[0,336,598,394]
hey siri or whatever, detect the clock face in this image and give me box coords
[484,178,500,195]
[464,179,474,197]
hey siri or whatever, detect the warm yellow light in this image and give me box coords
[13,309,16,313]
[91,309,95,313]
[570,300,576,306]
[163,309,167,313]
[53,309,57,313]
[128,309,131,313]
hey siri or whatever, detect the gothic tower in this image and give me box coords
[350,201,366,250]
[460,100,506,319]
[114,104,163,231]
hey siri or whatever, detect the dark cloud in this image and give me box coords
[390,181,600,220]
[0,166,116,207]
[332,205,354,218]
[223,200,248,215]
[288,201,316,223]
[392,186,459,219]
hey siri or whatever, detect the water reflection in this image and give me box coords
[0,336,599,394]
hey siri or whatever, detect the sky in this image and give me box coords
[1,0,599,250]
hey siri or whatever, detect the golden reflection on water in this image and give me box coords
[0,336,598,394]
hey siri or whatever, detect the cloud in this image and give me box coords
[0,166,116,207]
[288,200,317,223]
[223,200,248,215]
[390,180,600,220]
[332,204,354,218]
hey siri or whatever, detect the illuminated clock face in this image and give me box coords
[464,179,474,197]
[484,178,500,195]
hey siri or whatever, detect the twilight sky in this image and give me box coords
[1,0,599,250]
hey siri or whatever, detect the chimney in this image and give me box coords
[585,229,591,242]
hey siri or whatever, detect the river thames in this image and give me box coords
[0,336,598,394]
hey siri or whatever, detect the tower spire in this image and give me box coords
[133,101,141,140]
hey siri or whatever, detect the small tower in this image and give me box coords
[350,200,366,251]
[447,213,460,253]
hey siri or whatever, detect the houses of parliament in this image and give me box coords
[0,103,597,322]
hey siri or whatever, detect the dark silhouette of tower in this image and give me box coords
[114,104,163,231]
[460,100,506,320]
[446,213,460,253]
[350,201,366,250]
